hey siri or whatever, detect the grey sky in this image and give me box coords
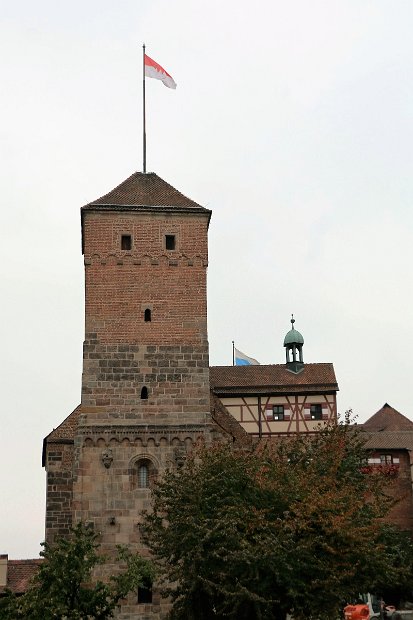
[1,0,412,558]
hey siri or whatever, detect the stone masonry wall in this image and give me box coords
[82,341,210,424]
[72,422,218,620]
[44,442,74,543]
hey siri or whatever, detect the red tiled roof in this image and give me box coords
[42,405,82,466]
[210,363,338,395]
[0,559,43,595]
[83,172,211,214]
[46,404,82,441]
[363,403,413,432]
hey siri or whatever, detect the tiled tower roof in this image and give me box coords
[83,171,210,214]
[363,403,413,432]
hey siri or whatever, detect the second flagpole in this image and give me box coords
[142,43,146,173]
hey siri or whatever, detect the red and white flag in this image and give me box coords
[144,54,177,89]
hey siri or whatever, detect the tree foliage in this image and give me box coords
[0,522,154,620]
[142,423,407,620]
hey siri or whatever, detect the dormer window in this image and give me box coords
[165,234,176,251]
[121,235,132,251]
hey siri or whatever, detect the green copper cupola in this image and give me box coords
[284,315,304,373]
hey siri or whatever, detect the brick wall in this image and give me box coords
[381,451,413,530]
[82,211,208,346]
[81,210,211,424]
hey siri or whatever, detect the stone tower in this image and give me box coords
[43,172,215,617]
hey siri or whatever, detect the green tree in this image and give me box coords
[142,423,402,620]
[373,525,413,606]
[0,522,154,620]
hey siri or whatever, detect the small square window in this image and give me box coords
[121,235,132,250]
[165,234,176,250]
[310,404,323,420]
[273,405,284,421]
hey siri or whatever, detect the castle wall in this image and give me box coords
[44,443,74,542]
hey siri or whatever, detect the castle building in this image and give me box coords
[42,171,340,618]
[210,318,338,437]
[361,403,413,531]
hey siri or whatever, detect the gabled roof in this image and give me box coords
[0,559,43,595]
[83,172,211,214]
[210,363,338,395]
[363,403,413,432]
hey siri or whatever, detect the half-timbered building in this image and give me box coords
[210,319,339,437]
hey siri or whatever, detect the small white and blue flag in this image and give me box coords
[235,348,260,366]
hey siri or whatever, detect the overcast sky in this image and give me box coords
[1,0,412,558]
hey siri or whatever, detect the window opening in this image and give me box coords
[165,234,176,250]
[144,308,151,322]
[272,405,284,421]
[380,454,393,465]
[310,404,322,420]
[141,386,148,400]
[121,235,132,251]
[138,463,149,488]
[137,577,153,604]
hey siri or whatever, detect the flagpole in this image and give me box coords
[142,43,146,173]
[232,341,235,366]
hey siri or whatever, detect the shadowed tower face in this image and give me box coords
[80,172,212,425]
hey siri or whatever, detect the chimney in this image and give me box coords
[0,555,8,588]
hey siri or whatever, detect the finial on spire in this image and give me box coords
[291,313,295,328]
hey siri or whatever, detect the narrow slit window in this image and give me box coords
[137,578,153,603]
[121,235,132,250]
[144,308,151,322]
[138,463,149,488]
[141,386,148,400]
[165,234,176,250]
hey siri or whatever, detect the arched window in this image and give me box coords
[131,456,157,491]
[144,308,151,322]
[141,386,148,400]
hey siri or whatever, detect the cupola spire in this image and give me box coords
[283,314,304,373]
